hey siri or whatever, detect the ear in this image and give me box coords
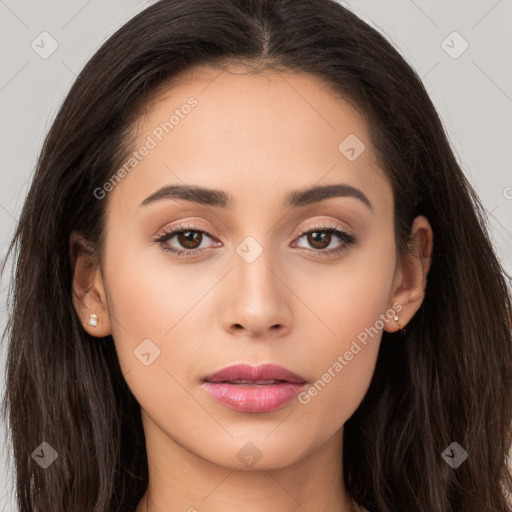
[69,231,112,337]
[384,215,433,333]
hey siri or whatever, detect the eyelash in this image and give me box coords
[154,222,356,259]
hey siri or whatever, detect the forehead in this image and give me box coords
[108,64,391,217]
[140,64,370,148]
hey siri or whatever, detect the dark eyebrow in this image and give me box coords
[285,183,373,211]
[140,184,233,208]
[140,183,373,212]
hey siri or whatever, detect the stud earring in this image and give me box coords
[88,313,98,327]
[393,313,405,333]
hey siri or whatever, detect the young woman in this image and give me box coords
[1,1,511,511]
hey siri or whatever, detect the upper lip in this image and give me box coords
[203,363,308,384]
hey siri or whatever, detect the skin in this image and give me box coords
[70,64,433,512]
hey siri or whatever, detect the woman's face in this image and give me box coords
[81,65,419,470]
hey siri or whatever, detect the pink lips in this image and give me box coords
[202,363,308,413]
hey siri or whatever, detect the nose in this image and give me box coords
[221,247,292,340]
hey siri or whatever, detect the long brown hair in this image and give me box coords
[2,1,511,511]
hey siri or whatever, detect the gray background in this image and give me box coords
[1,1,511,509]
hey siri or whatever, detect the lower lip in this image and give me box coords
[202,381,307,413]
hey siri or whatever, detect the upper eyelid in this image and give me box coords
[296,221,351,235]
[158,221,350,236]
[157,221,220,238]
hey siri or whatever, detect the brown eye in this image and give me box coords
[154,223,222,257]
[176,230,203,249]
[293,224,356,258]
[305,231,332,250]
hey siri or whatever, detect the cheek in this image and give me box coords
[293,229,396,352]
[101,228,222,418]
[101,228,184,370]
[103,219,216,341]
[292,241,396,425]
[103,252,204,430]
